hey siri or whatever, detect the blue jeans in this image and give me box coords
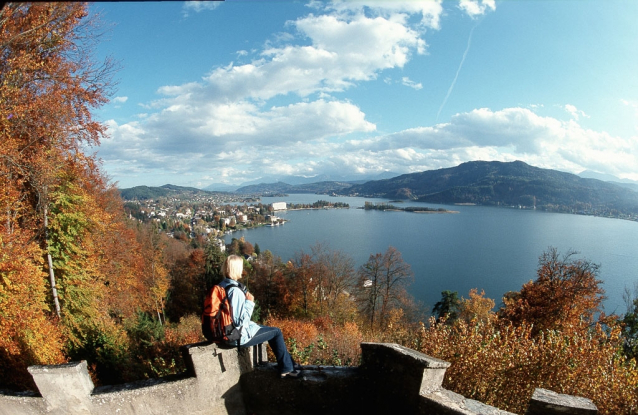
[242,325,294,374]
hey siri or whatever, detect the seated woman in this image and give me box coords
[218,254,301,379]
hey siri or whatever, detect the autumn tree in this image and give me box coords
[499,248,605,335]
[240,239,254,257]
[310,242,357,320]
[251,250,291,318]
[355,246,413,331]
[165,248,207,322]
[135,224,170,324]
[458,288,495,323]
[0,2,117,388]
[621,283,638,359]
[287,252,319,318]
[204,239,226,287]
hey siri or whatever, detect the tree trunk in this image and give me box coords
[44,205,61,318]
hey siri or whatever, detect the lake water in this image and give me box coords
[225,194,638,315]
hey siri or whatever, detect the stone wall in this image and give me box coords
[0,341,267,415]
[0,342,597,415]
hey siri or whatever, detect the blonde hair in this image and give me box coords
[222,255,244,280]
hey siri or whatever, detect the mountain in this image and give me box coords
[236,171,399,188]
[235,181,353,195]
[340,160,638,216]
[119,184,223,200]
[203,183,239,192]
[579,170,638,192]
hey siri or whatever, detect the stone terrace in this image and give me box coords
[0,342,598,415]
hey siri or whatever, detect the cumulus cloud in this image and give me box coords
[182,1,221,16]
[313,0,444,30]
[458,0,496,17]
[101,2,444,185]
[175,12,430,104]
[112,96,128,103]
[563,104,589,121]
[99,2,637,187]
[339,107,638,179]
[103,102,638,186]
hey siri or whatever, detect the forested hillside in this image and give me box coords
[342,160,638,218]
[234,180,353,195]
[119,184,210,200]
[0,3,177,389]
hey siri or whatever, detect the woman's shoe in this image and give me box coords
[280,370,302,379]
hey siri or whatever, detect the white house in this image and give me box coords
[272,202,287,211]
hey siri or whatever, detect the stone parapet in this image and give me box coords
[526,388,598,415]
[1,342,266,415]
[0,342,598,415]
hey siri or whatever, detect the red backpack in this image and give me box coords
[202,283,244,344]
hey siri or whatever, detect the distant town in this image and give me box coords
[122,192,349,249]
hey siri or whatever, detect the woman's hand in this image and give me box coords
[246,292,254,301]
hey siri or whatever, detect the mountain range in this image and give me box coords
[118,184,230,200]
[202,171,398,192]
[339,161,638,215]
[118,161,638,217]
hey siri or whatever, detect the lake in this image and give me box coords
[224,194,638,315]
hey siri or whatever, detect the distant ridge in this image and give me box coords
[235,180,353,195]
[339,160,638,216]
[118,162,638,219]
[578,170,638,192]
[119,184,227,200]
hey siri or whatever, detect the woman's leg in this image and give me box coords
[242,326,294,374]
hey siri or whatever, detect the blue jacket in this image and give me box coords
[218,278,260,345]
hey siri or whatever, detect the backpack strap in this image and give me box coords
[222,283,245,349]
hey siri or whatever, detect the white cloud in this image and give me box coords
[339,107,638,179]
[98,2,637,187]
[177,12,430,104]
[182,1,221,16]
[102,104,638,187]
[313,0,444,31]
[401,77,423,90]
[563,104,589,121]
[113,96,128,103]
[458,0,496,18]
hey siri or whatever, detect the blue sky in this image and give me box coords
[89,0,638,189]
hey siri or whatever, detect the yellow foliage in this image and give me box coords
[415,317,638,414]
[459,288,496,323]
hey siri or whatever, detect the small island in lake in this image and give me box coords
[288,200,349,210]
[360,201,458,213]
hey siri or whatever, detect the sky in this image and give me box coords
[88,0,638,189]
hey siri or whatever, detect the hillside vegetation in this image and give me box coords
[341,160,638,217]
[235,180,353,195]
[119,184,224,200]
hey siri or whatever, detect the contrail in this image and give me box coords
[437,22,479,121]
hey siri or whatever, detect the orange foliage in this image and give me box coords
[163,314,205,347]
[0,2,114,388]
[500,248,605,335]
[459,288,496,323]
[416,317,638,415]
[266,316,363,366]
[166,248,208,321]
[0,230,66,390]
